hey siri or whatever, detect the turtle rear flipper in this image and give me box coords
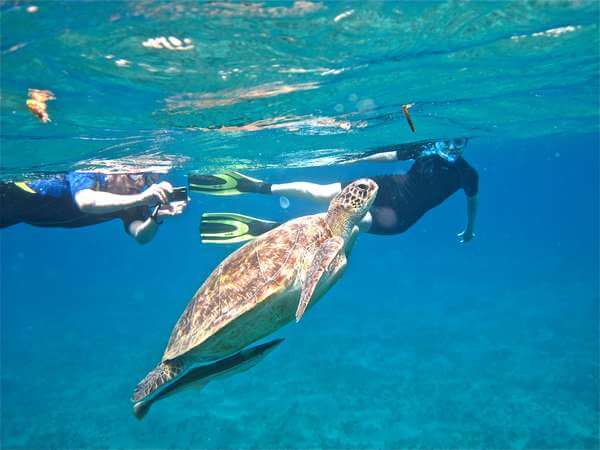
[132,360,184,419]
[131,339,284,419]
[132,398,155,420]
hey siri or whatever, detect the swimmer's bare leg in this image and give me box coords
[270,182,342,204]
[271,181,372,231]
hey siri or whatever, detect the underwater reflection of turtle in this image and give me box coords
[131,179,378,419]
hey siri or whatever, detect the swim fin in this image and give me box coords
[200,212,280,244]
[188,171,271,196]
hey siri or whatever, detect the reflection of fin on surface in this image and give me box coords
[200,212,280,244]
[188,171,271,196]
[132,338,284,420]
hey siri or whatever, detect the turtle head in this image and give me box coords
[326,178,378,238]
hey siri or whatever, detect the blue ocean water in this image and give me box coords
[1,1,599,449]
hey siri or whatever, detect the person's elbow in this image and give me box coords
[74,189,97,213]
[132,234,153,245]
[127,221,155,245]
[128,228,153,245]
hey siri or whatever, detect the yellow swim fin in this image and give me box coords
[200,212,280,244]
[188,171,271,196]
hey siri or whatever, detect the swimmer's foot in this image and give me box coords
[188,171,271,196]
[200,212,280,244]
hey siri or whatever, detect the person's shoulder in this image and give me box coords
[454,155,477,171]
[411,154,441,169]
[69,171,108,180]
[67,171,107,194]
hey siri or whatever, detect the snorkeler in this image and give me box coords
[189,137,478,244]
[0,172,187,244]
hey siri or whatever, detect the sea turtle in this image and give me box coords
[132,178,379,418]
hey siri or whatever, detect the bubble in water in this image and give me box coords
[357,98,375,112]
[348,93,358,102]
[334,103,344,113]
[279,196,290,209]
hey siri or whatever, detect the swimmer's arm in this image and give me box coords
[350,150,398,163]
[127,218,159,245]
[125,201,186,245]
[74,189,146,214]
[74,182,172,214]
[466,194,478,233]
[343,146,419,164]
[458,195,478,243]
[270,182,341,203]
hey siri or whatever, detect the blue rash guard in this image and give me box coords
[0,172,149,229]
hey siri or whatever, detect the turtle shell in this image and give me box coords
[162,214,331,362]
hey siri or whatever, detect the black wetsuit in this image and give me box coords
[0,172,148,229]
[343,155,479,235]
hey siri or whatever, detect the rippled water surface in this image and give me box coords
[1,0,598,176]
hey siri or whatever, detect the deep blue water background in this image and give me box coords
[1,0,599,448]
[1,134,598,448]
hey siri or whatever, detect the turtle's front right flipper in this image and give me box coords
[297,237,344,322]
[131,339,284,420]
[188,171,271,196]
[200,212,280,244]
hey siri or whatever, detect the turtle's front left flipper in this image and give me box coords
[297,237,344,322]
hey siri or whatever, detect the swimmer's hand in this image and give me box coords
[138,182,173,206]
[156,200,187,218]
[457,229,475,244]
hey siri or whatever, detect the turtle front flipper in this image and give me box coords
[131,360,184,419]
[297,237,344,322]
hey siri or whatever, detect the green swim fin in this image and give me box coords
[200,212,280,244]
[188,171,271,196]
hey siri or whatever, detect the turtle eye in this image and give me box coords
[357,183,368,190]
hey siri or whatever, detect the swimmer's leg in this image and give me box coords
[0,183,29,228]
[270,182,342,204]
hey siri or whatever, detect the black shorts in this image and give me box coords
[0,183,39,228]
[342,156,478,236]
[342,175,420,235]
[366,175,422,235]
[0,181,148,229]
[0,182,102,228]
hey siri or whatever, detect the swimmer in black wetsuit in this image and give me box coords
[0,171,187,244]
[190,138,478,244]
